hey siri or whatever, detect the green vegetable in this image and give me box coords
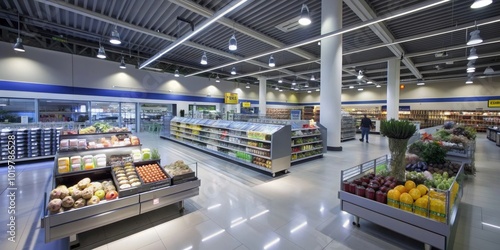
[380,119,416,139]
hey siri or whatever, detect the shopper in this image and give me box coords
[359,114,372,143]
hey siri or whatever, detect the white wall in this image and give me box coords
[0,42,299,113]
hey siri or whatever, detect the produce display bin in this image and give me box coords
[165,161,198,185]
[111,168,140,198]
[338,155,465,250]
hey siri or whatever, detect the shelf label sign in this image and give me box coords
[224,93,238,104]
[488,99,500,108]
[290,110,302,120]
[242,102,251,108]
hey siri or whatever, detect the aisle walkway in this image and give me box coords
[1,133,499,250]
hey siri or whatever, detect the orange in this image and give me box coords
[394,185,407,194]
[405,180,416,192]
[417,184,428,196]
[409,188,421,201]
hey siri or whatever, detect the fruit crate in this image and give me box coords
[111,167,141,198]
[164,161,198,185]
[134,162,172,192]
[338,154,465,250]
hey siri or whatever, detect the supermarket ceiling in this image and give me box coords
[1,0,500,91]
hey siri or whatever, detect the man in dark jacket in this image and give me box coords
[359,114,372,143]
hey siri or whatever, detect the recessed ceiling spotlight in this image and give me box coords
[471,0,492,9]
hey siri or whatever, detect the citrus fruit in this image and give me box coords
[417,184,428,196]
[399,193,413,212]
[409,188,421,200]
[387,189,401,208]
[394,185,407,194]
[405,180,416,192]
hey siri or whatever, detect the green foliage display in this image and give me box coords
[380,119,417,139]
[408,141,448,164]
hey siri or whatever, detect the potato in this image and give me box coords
[81,187,94,200]
[49,188,62,200]
[47,198,62,212]
[78,178,91,190]
[62,196,75,208]
[73,198,86,208]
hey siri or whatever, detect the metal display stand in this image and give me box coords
[338,155,464,250]
[341,116,356,141]
[41,132,201,243]
[168,117,291,176]
[486,127,500,146]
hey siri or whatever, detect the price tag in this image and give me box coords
[153,198,159,205]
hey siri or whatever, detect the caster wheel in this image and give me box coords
[357,223,360,227]
[352,221,356,226]
[285,170,289,174]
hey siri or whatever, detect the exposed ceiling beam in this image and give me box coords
[33,0,306,80]
[344,0,422,79]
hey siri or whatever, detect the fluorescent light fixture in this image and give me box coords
[119,56,126,69]
[215,74,221,82]
[357,70,364,79]
[310,75,315,81]
[376,84,381,88]
[201,229,225,242]
[230,218,247,228]
[268,55,275,67]
[174,69,180,77]
[358,88,364,91]
[298,4,311,26]
[97,45,106,59]
[140,0,248,69]
[465,78,474,84]
[264,238,280,250]
[13,38,25,52]
[467,30,483,45]
[278,78,283,83]
[471,0,492,9]
[467,47,478,60]
[482,222,500,229]
[201,51,208,65]
[484,66,495,74]
[290,221,307,233]
[349,86,354,89]
[231,67,237,75]
[186,0,450,77]
[110,26,121,45]
[207,204,221,210]
[229,34,237,51]
[250,209,269,220]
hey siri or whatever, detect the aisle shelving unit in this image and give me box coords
[341,116,356,141]
[42,132,201,243]
[168,117,291,176]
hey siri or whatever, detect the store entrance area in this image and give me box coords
[1,134,499,250]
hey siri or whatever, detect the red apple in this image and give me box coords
[361,182,368,188]
[379,186,389,193]
[355,186,366,197]
[105,190,118,200]
[353,179,362,186]
[365,187,376,200]
[376,190,387,203]
[384,181,392,187]
[368,183,379,191]
[361,177,370,183]
[349,183,357,194]
[389,183,397,189]
[342,181,351,191]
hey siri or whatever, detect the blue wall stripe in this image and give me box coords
[1,80,499,106]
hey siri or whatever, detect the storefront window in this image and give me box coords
[0,98,36,123]
[121,103,137,132]
[140,103,171,132]
[91,101,119,126]
[39,99,89,122]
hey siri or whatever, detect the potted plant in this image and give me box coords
[380,119,417,182]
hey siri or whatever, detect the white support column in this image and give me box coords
[258,76,267,116]
[387,58,400,120]
[320,0,343,151]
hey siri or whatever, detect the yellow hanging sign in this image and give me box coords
[488,99,500,108]
[242,102,251,108]
[224,93,238,104]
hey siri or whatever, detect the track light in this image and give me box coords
[310,75,315,81]
[467,47,478,60]
[13,38,25,52]
[119,56,126,69]
[13,14,25,52]
[229,34,237,51]
[201,52,208,65]
[278,78,283,83]
[97,45,106,59]
[245,83,250,88]
[467,30,483,45]
[298,4,311,26]
[357,70,364,79]
[416,79,425,86]
[465,78,474,84]
[471,0,492,9]
[110,26,121,45]
[174,69,180,77]
[484,66,495,74]
[215,74,220,82]
[231,67,237,75]
[268,55,275,67]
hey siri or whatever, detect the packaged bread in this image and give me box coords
[58,165,70,174]
[58,157,69,167]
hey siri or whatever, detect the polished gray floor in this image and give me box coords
[1,132,499,250]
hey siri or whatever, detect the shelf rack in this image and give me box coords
[167,117,291,176]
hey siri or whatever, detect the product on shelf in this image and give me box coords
[109,154,133,166]
[95,154,107,168]
[46,177,117,214]
[131,136,140,145]
[141,148,151,161]
[112,163,141,189]
[164,160,194,176]
[135,163,167,183]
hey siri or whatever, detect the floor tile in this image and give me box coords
[107,228,160,250]
[136,240,166,250]
[275,217,333,250]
